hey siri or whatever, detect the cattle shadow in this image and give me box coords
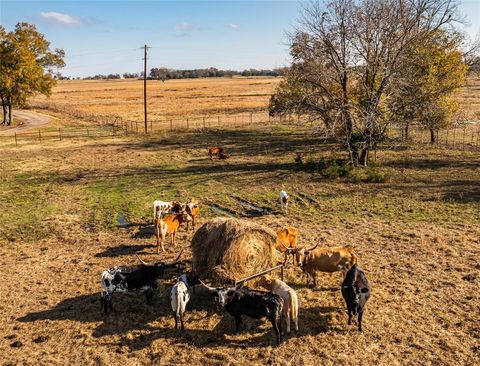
[94,243,156,258]
[131,224,155,239]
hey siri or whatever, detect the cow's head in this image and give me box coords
[342,284,369,314]
[281,243,318,268]
[136,249,185,275]
[199,280,236,310]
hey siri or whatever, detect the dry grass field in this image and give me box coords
[0,120,479,365]
[29,77,280,124]
[0,76,479,365]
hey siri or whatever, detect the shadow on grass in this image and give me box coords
[94,243,156,258]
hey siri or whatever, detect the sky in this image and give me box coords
[1,0,479,78]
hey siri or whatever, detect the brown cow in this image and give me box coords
[282,243,358,287]
[274,227,298,265]
[154,213,189,253]
[208,146,224,159]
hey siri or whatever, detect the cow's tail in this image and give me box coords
[290,290,298,321]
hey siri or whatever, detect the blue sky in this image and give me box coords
[1,0,479,77]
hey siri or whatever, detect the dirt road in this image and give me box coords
[0,110,52,136]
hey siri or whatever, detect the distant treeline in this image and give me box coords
[72,67,288,81]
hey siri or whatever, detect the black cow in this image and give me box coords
[341,264,371,332]
[100,252,184,314]
[201,281,283,346]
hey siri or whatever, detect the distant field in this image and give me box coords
[29,77,281,124]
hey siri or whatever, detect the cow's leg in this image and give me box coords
[271,316,282,346]
[358,310,363,332]
[235,315,242,333]
[180,312,185,332]
[283,252,288,266]
[294,315,299,332]
[155,224,160,254]
[347,308,352,325]
[285,309,291,334]
[173,312,178,330]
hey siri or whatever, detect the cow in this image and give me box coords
[208,146,224,159]
[275,227,298,265]
[256,276,299,333]
[341,264,371,332]
[155,212,190,252]
[282,243,358,287]
[100,250,184,314]
[184,199,200,232]
[171,275,191,331]
[200,281,283,346]
[153,200,182,220]
[279,190,289,214]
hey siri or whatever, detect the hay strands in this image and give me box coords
[234,264,284,287]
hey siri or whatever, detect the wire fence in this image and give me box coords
[1,110,479,151]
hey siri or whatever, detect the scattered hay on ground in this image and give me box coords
[191,217,280,283]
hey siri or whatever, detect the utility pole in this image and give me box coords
[143,44,148,134]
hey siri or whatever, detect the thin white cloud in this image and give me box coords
[227,23,240,30]
[174,22,195,32]
[40,11,82,26]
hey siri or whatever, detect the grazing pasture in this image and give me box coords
[0,119,479,365]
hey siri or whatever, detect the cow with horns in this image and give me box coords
[280,242,358,287]
[100,250,185,314]
[200,280,283,346]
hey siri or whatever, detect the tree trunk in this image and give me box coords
[1,99,6,125]
[359,147,369,166]
[430,128,436,144]
[7,96,12,126]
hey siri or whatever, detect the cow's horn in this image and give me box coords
[280,242,293,252]
[171,248,184,264]
[305,243,318,252]
[199,279,217,292]
[136,254,149,266]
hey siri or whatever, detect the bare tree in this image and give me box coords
[270,0,461,165]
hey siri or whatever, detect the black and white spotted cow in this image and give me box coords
[100,252,184,314]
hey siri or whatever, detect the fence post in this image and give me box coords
[14,132,17,146]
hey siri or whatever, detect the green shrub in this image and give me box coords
[364,166,393,183]
[319,157,353,179]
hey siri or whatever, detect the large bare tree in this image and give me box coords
[270,0,461,165]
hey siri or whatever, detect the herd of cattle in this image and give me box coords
[100,189,371,346]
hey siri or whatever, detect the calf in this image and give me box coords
[341,264,371,332]
[256,276,299,333]
[153,200,182,220]
[200,281,283,346]
[284,243,358,287]
[275,227,298,265]
[155,212,190,252]
[184,200,200,232]
[100,251,184,314]
[279,190,289,214]
[171,275,191,331]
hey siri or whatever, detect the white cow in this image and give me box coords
[170,275,191,331]
[279,190,289,215]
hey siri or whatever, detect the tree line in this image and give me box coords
[269,0,478,166]
[0,23,64,125]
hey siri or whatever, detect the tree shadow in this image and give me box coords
[94,243,156,258]
[131,225,155,239]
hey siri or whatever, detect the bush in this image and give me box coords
[318,157,353,179]
[364,166,393,183]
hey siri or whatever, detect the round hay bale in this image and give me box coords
[191,217,280,283]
